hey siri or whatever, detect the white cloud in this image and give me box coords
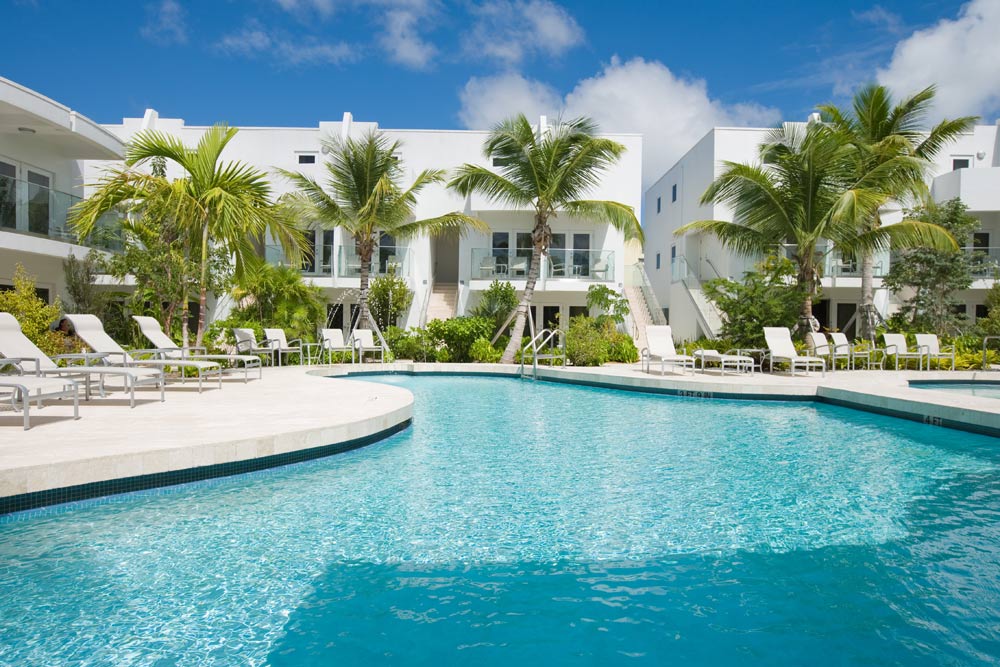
[140,0,188,45]
[217,22,355,66]
[375,1,439,69]
[458,57,781,189]
[877,0,1000,119]
[274,0,336,18]
[853,5,904,34]
[464,0,584,65]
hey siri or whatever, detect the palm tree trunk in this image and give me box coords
[500,244,542,364]
[358,244,373,329]
[797,260,818,332]
[180,298,190,348]
[858,251,875,340]
[195,221,210,347]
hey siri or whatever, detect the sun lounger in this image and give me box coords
[915,333,955,371]
[66,314,222,392]
[806,332,852,371]
[0,361,80,430]
[763,327,825,376]
[692,349,754,375]
[133,316,262,381]
[881,333,927,371]
[0,312,164,407]
[641,325,695,375]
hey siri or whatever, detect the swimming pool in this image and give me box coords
[1,375,999,665]
[913,381,1000,399]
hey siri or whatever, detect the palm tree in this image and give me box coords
[280,130,487,329]
[71,125,304,346]
[819,84,978,340]
[448,115,643,363]
[675,120,956,326]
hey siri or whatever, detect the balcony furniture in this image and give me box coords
[763,327,825,377]
[510,256,529,277]
[550,257,567,277]
[133,316,262,382]
[479,255,497,278]
[806,332,852,371]
[591,259,611,280]
[641,325,695,375]
[262,328,305,366]
[881,333,926,371]
[66,314,223,392]
[915,334,955,370]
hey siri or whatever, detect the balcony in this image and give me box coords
[932,167,1000,212]
[470,248,614,281]
[968,247,1000,279]
[0,174,122,252]
[337,245,408,278]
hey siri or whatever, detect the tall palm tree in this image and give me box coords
[819,84,978,340]
[448,115,643,364]
[675,120,956,325]
[71,125,303,346]
[280,130,487,329]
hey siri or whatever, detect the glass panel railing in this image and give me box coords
[265,242,335,275]
[968,247,1000,278]
[0,174,122,252]
[471,247,522,279]
[545,249,614,281]
[824,250,885,278]
[337,245,408,277]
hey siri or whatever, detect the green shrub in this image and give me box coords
[426,317,493,363]
[384,325,437,361]
[586,284,629,324]
[607,331,639,363]
[435,347,452,363]
[470,280,518,334]
[565,315,609,366]
[369,271,414,331]
[0,264,68,358]
[470,337,503,363]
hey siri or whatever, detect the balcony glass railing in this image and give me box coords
[968,247,1000,279]
[470,248,615,281]
[0,174,122,251]
[337,245,408,278]
[471,247,533,279]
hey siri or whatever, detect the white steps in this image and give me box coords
[425,283,458,321]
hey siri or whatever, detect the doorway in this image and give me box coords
[433,230,459,283]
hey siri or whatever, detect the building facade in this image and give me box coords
[643,120,1000,341]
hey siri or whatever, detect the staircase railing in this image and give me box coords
[631,261,666,325]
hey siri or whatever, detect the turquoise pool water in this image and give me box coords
[1,375,999,665]
[914,382,1000,399]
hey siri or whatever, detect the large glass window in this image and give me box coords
[0,161,15,230]
[492,232,510,273]
[378,232,398,273]
[572,233,591,277]
[549,233,567,276]
[27,170,50,236]
[513,232,533,276]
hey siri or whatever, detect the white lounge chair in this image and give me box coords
[320,328,354,364]
[0,312,164,407]
[915,333,955,371]
[882,333,926,371]
[233,328,279,366]
[351,329,384,363]
[807,332,852,371]
[133,316,262,382]
[263,328,304,366]
[66,314,222,392]
[641,325,695,375]
[692,349,754,375]
[763,327,826,376]
[0,360,80,430]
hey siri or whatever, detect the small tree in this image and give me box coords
[229,263,326,342]
[0,264,67,357]
[702,256,805,347]
[63,251,108,315]
[368,269,414,331]
[978,282,1000,337]
[586,284,630,324]
[470,280,518,334]
[883,198,979,334]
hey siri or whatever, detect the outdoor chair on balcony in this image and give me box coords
[479,255,497,278]
[67,314,223,392]
[641,325,695,375]
[915,334,956,370]
[0,312,164,408]
[881,333,927,371]
[263,328,307,366]
[510,256,529,277]
[591,258,611,280]
[806,332,852,371]
[351,329,385,363]
[320,328,354,364]
[1,360,80,430]
[549,257,567,277]
[132,316,262,382]
[763,327,826,377]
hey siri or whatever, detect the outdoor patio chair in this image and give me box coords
[915,333,956,370]
[133,316,262,381]
[692,349,754,375]
[263,328,305,366]
[351,329,385,363]
[510,256,529,277]
[320,328,354,364]
[0,361,80,430]
[881,333,926,371]
[591,258,611,280]
[763,327,826,377]
[641,325,695,375]
[806,332,852,371]
[233,328,277,366]
[479,255,497,278]
[0,312,164,408]
[66,314,222,392]
[829,332,880,370]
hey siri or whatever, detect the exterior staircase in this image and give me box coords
[626,262,668,351]
[425,283,458,321]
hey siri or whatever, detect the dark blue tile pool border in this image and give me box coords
[817,396,1000,438]
[0,419,411,517]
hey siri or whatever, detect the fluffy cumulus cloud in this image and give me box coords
[877,0,1000,119]
[217,22,354,66]
[464,0,584,65]
[140,0,188,45]
[458,57,781,188]
[374,0,439,69]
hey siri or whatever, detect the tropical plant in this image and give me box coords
[675,120,956,326]
[449,115,643,363]
[63,251,108,316]
[280,130,486,329]
[70,124,305,346]
[586,284,630,324]
[0,264,67,357]
[470,337,503,363]
[469,280,519,335]
[883,199,980,335]
[425,316,494,363]
[820,84,978,339]
[368,269,414,331]
[229,263,326,342]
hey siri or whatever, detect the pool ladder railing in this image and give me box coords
[519,328,566,380]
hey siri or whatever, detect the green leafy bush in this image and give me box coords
[384,325,436,362]
[470,337,503,363]
[426,317,493,363]
[470,280,518,334]
[227,263,326,344]
[0,264,68,358]
[607,330,639,363]
[368,270,414,331]
[586,284,629,323]
[566,315,609,366]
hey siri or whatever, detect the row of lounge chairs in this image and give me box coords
[232,328,385,365]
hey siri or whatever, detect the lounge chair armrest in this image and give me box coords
[130,348,167,360]
[883,344,898,355]
[286,338,303,347]
[832,343,851,354]
[0,357,41,374]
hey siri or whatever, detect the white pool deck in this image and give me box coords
[1,362,999,507]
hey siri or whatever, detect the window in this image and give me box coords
[974,232,990,248]
[656,196,661,213]
[26,170,51,236]
[671,184,677,202]
[976,304,989,320]
[0,284,49,303]
[952,158,970,170]
[297,154,317,164]
[655,252,661,270]
[0,160,15,229]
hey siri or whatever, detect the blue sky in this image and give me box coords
[6,0,998,184]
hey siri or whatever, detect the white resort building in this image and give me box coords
[642,119,1000,341]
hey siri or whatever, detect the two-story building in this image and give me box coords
[643,119,1000,341]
